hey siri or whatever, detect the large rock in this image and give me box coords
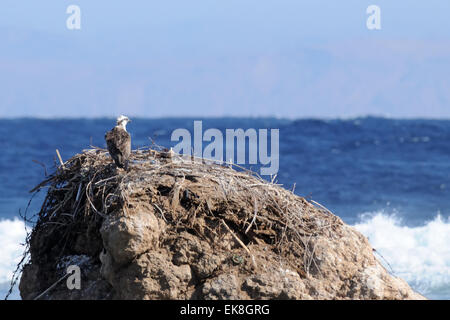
[18,149,425,300]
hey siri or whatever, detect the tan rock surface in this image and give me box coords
[18,149,425,300]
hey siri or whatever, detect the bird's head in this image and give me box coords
[116,115,131,130]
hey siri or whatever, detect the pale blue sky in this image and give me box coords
[0,1,449,118]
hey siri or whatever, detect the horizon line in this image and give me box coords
[2,114,450,121]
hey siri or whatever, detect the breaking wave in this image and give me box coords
[0,219,27,300]
[352,212,450,300]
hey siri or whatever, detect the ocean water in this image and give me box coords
[0,117,449,299]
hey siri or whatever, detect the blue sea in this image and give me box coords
[1,117,449,299]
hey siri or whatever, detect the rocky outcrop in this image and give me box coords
[18,149,424,300]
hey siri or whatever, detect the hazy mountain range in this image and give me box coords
[1,1,449,118]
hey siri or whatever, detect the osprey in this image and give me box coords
[105,115,131,170]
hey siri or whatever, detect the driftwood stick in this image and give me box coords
[55,149,65,169]
[221,220,250,254]
[34,273,70,300]
[221,219,257,268]
[153,203,167,222]
[310,200,334,215]
[245,197,258,234]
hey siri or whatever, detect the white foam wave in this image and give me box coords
[0,218,27,299]
[352,212,450,300]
